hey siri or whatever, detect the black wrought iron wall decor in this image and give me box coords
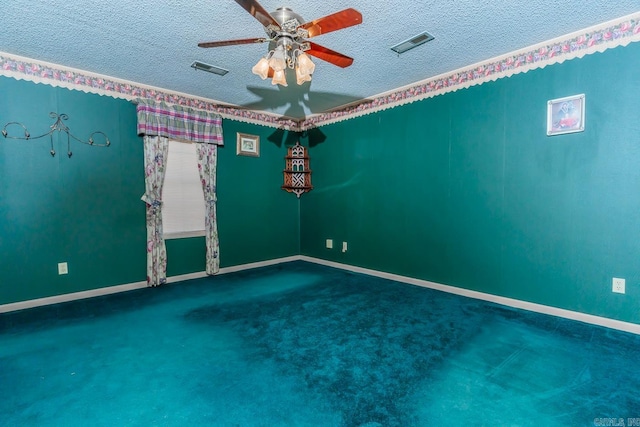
[2,112,110,157]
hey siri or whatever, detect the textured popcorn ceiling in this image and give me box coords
[2,1,639,119]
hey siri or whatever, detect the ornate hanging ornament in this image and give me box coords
[282,142,312,198]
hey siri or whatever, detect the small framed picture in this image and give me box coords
[236,133,260,157]
[547,94,585,136]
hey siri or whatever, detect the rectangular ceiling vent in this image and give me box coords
[190,61,229,76]
[390,32,435,55]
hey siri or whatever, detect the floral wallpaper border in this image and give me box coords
[299,13,640,129]
[0,55,298,130]
[1,12,639,131]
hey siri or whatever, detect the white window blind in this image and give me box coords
[162,140,205,238]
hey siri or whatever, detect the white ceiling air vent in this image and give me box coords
[390,32,435,54]
[190,61,229,76]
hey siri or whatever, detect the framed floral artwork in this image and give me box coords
[236,133,260,157]
[547,94,585,136]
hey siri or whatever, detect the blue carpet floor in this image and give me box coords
[1,261,640,426]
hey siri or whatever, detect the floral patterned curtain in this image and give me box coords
[137,100,223,285]
[141,135,169,286]
[196,143,219,275]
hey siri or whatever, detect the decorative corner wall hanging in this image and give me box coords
[2,112,110,157]
[282,141,312,198]
[547,94,585,136]
[236,132,260,157]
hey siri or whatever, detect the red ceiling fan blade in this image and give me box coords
[234,0,280,29]
[306,42,354,68]
[198,38,267,48]
[299,8,362,38]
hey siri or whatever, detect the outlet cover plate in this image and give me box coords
[58,262,68,275]
[613,277,625,294]
[326,239,333,249]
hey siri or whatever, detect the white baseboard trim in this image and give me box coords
[3,254,638,335]
[0,280,148,314]
[217,255,302,275]
[300,256,640,335]
[0,255,303,314]
[166,256,304,283]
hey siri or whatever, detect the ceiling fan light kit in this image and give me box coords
[199,0,362,86]
[271,69,288,86]
[296,52,315,83]
[268,44,288,71]
[251,57,270,79]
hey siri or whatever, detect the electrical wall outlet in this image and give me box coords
[326,239,333,249]
[58,262,68,275]
[342,241,348,253]
[612,277,625,294]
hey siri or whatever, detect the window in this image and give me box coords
[162,140,205,238]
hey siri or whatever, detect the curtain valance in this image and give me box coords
[136,100,223,145]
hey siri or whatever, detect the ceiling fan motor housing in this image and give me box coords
[266,7,309,50]
[270,7,305,31]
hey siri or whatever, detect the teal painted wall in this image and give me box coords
[0,78,299,304]
[301,43,640,324]
[3,42,639,325]
[0,78,145,304]
[216,120,300,268]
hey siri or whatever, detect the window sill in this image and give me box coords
[164,230,206,240]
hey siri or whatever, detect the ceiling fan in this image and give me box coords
[198,0,362,86]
